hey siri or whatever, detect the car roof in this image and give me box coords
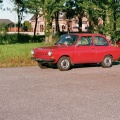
[64,33,105,36]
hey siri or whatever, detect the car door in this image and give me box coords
[93,36,109,62]
[73,36,97,63]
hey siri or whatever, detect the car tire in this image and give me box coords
[38,62,48,69]
[57,57,71,71]
[101,56,112,68]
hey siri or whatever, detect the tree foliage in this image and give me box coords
[13,0,26,31]
[25,0,43,42]
[22,20,31,31]
[69,0,120,39]
[4,0,120,42]
[10,0,27,42]
[0,0,3,9]
[0,23,7,35]
[0,0,3,3]
[90,0,120,39]
[26,0,66,43]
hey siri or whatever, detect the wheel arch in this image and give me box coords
[103,54,113,61]
[57,55,73,65]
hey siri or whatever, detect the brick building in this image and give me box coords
[0,19,22,32]
[29,12,89,34]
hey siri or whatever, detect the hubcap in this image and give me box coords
[61,59,69,69]
[104,57,112,66]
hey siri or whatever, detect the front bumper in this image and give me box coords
[31,57,55,63]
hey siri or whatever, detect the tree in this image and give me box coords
[110,0,120,38]
[63,0,77,32]
[0,0,3,9]
[54,0,67,35]
[41,0,66,43]
[26,0,66,43]
[11,0,120,43]
[0,0,3,3]
[74,0,120,37]
[11,0,27,41]
[72,0,84,32]
[90,0,120,39]
[64,0,88,32]
[0,23,7,34]
[22,20,31,31]
[25,0,43,42]
[12,0,26,33]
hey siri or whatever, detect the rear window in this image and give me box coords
[94,36,108,46]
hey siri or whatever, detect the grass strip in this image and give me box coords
[0,42,48,68]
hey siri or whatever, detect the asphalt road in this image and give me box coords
[0,64,120,120]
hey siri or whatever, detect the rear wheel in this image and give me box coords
[57,57,71,71]
[101,56,112,68]
[38,62,48,69]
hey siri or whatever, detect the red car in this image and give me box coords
[31,33,120,71]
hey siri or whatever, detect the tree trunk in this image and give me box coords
[78,16,82,33]
[48,29,52,43]
[45,36,49,43]
[17,4,24,42]
[44,14,49,43]
[17,6,20,41]
[33,13,38,42]
[55,11,60,35]
[113,12,116,31]
[113,0,116,31]
[45,27,53,43]
[105,5,111,39]
[44,12,53,43]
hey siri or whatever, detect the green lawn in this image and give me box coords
[0,42,48,68]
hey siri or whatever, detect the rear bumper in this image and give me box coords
[31,57,55,63]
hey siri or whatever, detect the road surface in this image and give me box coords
[0,64,120,120]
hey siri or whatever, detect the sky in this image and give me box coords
[0,0,33,23]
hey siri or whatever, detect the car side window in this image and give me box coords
[94,36,108,46]
[55,35,78,45]
[77,36,92,46]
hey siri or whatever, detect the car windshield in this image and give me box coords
[55,34,78,45]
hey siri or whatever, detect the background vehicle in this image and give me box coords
[31,33,120,71]
[116,39,120,47]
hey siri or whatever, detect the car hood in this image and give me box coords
[34,45,72,51]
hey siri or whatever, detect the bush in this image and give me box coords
[0,33,45,45]
[18,34,32,43]
[32,35,45,42]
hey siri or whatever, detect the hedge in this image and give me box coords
[0,33,45,45]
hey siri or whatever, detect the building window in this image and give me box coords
[42,16,44,20]
[75,20,78,24]
[40,25,44,32]
[62,25,66,31]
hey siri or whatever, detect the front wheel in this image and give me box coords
[101,56,112,68]
[57,57,71,71]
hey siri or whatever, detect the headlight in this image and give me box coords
[31,50,34,55]
[48,51,52,56]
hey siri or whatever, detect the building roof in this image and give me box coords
[30,13,67,21]
[30,15,36,21]
[0,19,13,25]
